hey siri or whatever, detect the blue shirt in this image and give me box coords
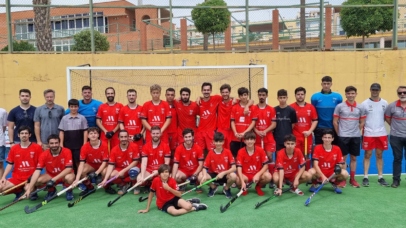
[7,105,37,142]
[311,91,342,129]
[65,99,102,127]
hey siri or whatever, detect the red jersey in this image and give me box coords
[203,148,235,173]
[275,148,306,176]
[37,147,73,175]
[290,102,318,139]
[6,143,42,180]
[230,104,257,141]
[96,102,123,132]
[150,176,178,209]
[108,143,140,168]
[167,102,177,133]
[142,141,171,173]
[198,95,222,131]
[173,144,204,172]
[174,100,199,131]
[79,141,109,167]
[217,99,234,130]
[312,145,344,176]
[253,105,276,131]
[236,146,269,175]
[118,104,143,138]
[141,100,171,129]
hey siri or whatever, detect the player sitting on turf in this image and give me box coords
[138,164,207,216]
[236,132,272,196]
[308,129,349,194]
[100,130,140,195]
[72,127,109,195]
[201,132,237,198]
[0,126,42,201]
[171,128,204,192]
[22,134,76,201]
[273,134,312,196]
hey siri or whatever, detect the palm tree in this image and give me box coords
[33,0,52,51]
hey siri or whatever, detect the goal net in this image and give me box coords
[66,65,267,104]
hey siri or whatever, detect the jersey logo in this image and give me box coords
[30,151,35,158]
[93,159,102,163]
[307,110,311,116]
[107,116,115,122]
[248,165,257,171]
[298,117,307,123]
[189,110,194,115]
[159,150,163,157]
[152,116,161,122]
[20,161,30,167]
[186,160,194,166]
[217,164,225,170]
[152,159,159,165]
[258,119,267,125]
[201,110,211,117]
[128,120,137,126]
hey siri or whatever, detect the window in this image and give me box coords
[97,17,104,28]
[28,24,34,32]
[69,20,75,29]
[76,19,82,28]
[83,18,89,27]
[55,21,61,30]
[62,20,68,30]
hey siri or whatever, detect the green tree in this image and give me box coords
[71,30,110,51]
[340,0,393,48]
[1,40,36,51]
[191,0,231,50]
[33,0,52,51]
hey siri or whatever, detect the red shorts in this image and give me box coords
[87,163,101,171]
[195,131,215,150]
[178,168,195,178]
[284,172,298,183]
[216,128,232,149]
[362,136,388,150]
[167,132,178,151]
[295,135,313,155]
[244,173,257,183]
[113,167,129,177]
[45,172,69,184]
[255,133,276,152]
[101,133,120,150]
[8,176,27,186]
[268,163,275,175]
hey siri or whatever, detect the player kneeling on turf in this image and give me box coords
[138,164,207,216]
[72,127,109,195]
[308,129,349,194]
[201,132,237,198]
[236,132,272,196]
[172,128,204,192]
[22,134,75,201]
[273,134,312,196]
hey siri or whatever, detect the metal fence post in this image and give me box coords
[89,0,95,53]
[319,0,324,50]
[392,0,398,49]
[245,0,249,52]
[6,0,13,53]
[169,0,173,53]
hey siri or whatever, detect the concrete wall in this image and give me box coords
[0,51,405,111]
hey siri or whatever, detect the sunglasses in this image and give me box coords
[23,110,28,118]
[398,91,406,95]
[48,110,52,118]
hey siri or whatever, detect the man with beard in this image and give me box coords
[34,89,65,150]
[66,85,102,127]
[22,134,76,201]
[96,87,123,150]
[165,88,178,153]
[174,87,199,144]
[8,89,37,145]
[119,89,144,152]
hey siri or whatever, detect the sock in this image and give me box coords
[255,184,264,196]
[123,177,131,183]
[364,175,368,179]
[350,171,355,180]
[378,175,383,179]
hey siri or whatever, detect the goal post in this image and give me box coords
[66,65,268,104]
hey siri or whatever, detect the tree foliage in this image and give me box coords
[1,41,36,51]
[191,0,231,50]
[71,30,110,51]
[340,0,393,47]
[33,0,52,51]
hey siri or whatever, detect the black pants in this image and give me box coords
[230,141,245,158]
[390,136,406,181]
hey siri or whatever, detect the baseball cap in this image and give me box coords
[370,83,381,90]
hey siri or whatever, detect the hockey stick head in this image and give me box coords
[334,165,342,175]
[219,205,226,213]
[139,196,148,202]
[304,199,310,206]
[107,201,114,207]
[254,202,261,209]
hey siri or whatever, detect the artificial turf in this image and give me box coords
[1,175,405,228]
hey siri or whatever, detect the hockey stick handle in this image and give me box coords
[0,181,27,196]
[178,180,190,187]
[0,196,26,212]
[127,174,154,193]
[182,177,217,196]
[97,176,117,189]
[304,137,308,156]
[57,177,87,196]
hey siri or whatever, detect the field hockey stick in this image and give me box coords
[254,187,291,209]
[0,195,26,212]
[0,181,27,196]
[67,176,117,208]
[24,177,87,214]
[304,173,335,207]
[261,136,264,149]
[107,173,154,207]
[219,182,253,213]
[108,138,111,155]
[181,177,217,196]
[138,179,190,202]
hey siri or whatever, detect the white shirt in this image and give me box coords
[0,108,7,146]
[361,98,388,137]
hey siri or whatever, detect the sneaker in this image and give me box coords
[104,185,117,194]
[378,178,389,187]
[179,184,187,193]
[223,188,232,199]
[117,183,130,195]
[255,184,264,196]
[187,198,201,204]
[331,183,342,194]
[349,179,360,188]
[268,181,276,189]
[78,183,87,192]
[44,187,56,201]
[133,186,140,195]
[195,187,203,194]
[337,180,347,188]
[13,191,23,202]
[66,190,74,201]
[192,203,208,211]
[309,184,319,192]
[29,192,38,201]
[207,186,218,197]
[362,178,369,187]
[391,180,400,188]
[290,187,304,196]
[79,185,94,196]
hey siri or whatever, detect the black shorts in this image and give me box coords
[208,173,228,185]
[338,137,361,156]
[71,149,81,164]
[161,196,181,213]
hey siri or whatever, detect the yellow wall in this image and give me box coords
[0,51,405,111]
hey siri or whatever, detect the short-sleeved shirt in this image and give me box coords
[204,148,235,173]
[275,148,306,176]
[174,101,199,132]
[96,102,123,132]
[80,141,109,167]
[333,101,366,137]
[173,144,204,172]
[33,104,65,143]
[253,105,276,132]
[141,100,172,130]
[0,108,7,146]
[311,91,343,129]
[217,99,234,130]
[37,147,73,175]
[58,114,88,150]
[273,106,297,145]
[108,143,140,168]
[312,145,344,176]
[6,143,42,180]
[236,146,269,175]
[150,176,178,209]
[230,104,258,141]
[290,102,318,139]
[198,95,222,132]
[142,141,171,173]
[361,98,388,137]
[385,100,406,137]
[166,103,177,134]
[118,104,143,138]
[65,99,102,127]
[7,105,36,142]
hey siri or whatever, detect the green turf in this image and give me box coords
[1,176,405,228]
